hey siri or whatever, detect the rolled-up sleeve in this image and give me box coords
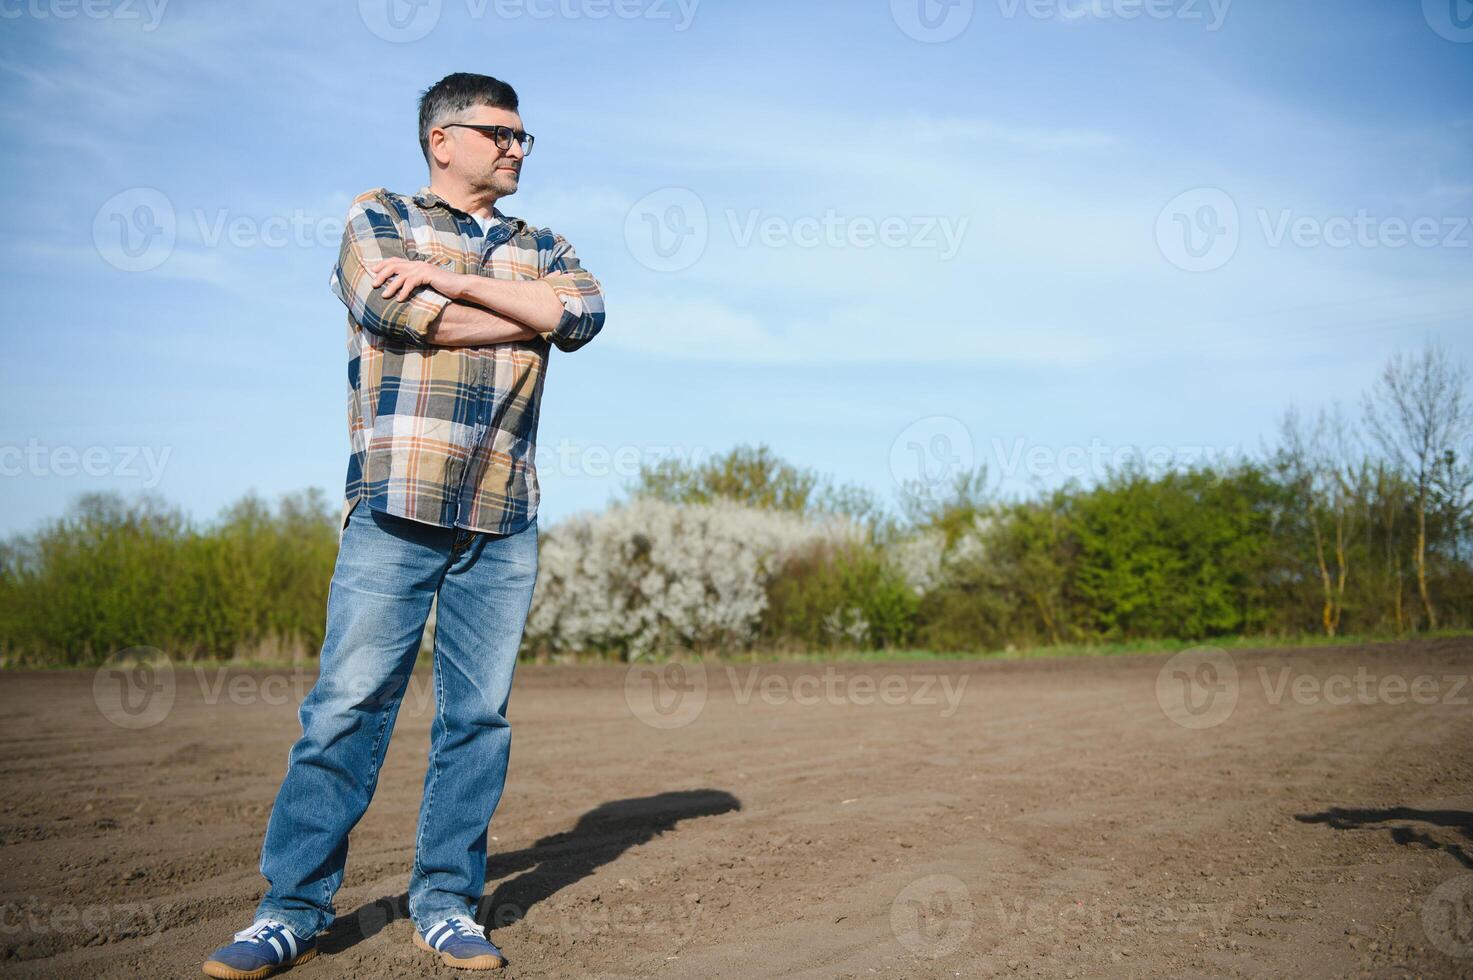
[330,189,451,346]
[541,233,606,354]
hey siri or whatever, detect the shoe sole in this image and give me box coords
[202,947,317,979]
[414,930,507,970]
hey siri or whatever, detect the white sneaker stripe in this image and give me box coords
[266,935,285,960]
[282,930,297,958]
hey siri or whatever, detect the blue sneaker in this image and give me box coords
[414,913,507,970]
[201,918,317,979]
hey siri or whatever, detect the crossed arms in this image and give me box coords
[330,189,606,353]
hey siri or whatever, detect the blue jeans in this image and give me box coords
[253,500,538,938]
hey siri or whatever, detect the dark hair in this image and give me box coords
[417,72,520,163]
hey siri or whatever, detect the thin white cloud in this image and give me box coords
[607,294,1108,367]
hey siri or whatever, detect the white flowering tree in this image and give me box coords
[523,496,865,660]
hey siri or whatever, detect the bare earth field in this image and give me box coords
[2,637,1471,979]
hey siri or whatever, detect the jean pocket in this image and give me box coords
[341,497,363,534]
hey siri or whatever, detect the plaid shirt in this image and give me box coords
[329,186,606,535]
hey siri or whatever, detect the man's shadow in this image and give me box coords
[323,788,739,952]
[1296,805,1473,869]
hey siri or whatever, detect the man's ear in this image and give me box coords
[428,127,453,168]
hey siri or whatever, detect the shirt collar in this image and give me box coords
[412,187,527,234]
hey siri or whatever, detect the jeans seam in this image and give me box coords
[413,617,447,883]
[365,687,397,786]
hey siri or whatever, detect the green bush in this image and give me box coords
[0,489,336,667]
[763,541,919,652]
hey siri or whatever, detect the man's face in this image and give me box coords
[436,104,526,198]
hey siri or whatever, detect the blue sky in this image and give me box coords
[1,0,1470,534]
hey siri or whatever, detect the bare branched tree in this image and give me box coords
[1362,343,1471,630]
[1278,403,1360,636]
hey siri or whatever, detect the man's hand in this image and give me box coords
[369,258,468,302]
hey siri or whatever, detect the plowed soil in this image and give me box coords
[2,637,1471,978]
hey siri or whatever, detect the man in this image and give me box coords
[202,72,605,978]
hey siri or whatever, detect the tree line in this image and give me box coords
[1,344,1468,666]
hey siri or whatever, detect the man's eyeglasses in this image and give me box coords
[443,123,535,156]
